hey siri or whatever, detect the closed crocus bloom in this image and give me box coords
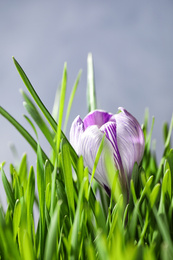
[70,107,145,194]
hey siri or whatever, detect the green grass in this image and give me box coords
[0,54,173,259]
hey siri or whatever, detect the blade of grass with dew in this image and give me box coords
[87,53,97,112]
[63,69,82,133]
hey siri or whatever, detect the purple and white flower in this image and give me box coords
[70,107,145,193]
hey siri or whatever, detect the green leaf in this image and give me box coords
[36,143,45,259]
[21,89,55,150]
[149,183,160,208]
[13,57,57,133]
[13,199,21,241]
[1,167,15,210]
[70,180,85,259]
[13,57,78,166]
[63,69,82,133]
[44,201,62,260]
[162,168,171,203]
[0,106,52,168]
[61,138,75,219]
[164,113,173,155]
[87,53,97,112]
[18,153,28,192]
[50,160,58,216]
[26,166,35,239]
[95,231,109,260]
[56,62,67,155]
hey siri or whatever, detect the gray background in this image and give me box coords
[0,1,173,207]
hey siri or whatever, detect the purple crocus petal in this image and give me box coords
[83,110,113,130]
[100,121,124,177]
[69,115,85,154]
[78,125,115,188]
[110,107,145,179]
[70,107,145,195]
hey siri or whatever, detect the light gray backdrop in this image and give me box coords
[0,1,173,207]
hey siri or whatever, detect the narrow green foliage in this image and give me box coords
[63,69,82,133]
[44,201,61,260]
[87,53,97,112]
[88,134,106,198]
[61,138,75,219]
[26,166,35,238]
[1,166,15,210]
[56,62,67,154]
[13,57,57,133]
[37,143,45,259]
[12,57,78,167]
[0,106,51,167]
[0,56,173,260]
[21,89,55,150]
[164,113,173,155]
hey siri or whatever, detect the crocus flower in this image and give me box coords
[70,107,145,194]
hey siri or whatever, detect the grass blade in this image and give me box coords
[1,167,15,210]
[56,63,67,154]
[87,53,97,112]
[21,90,55,150]
[0,106,51,167]
[12,58,78,168]
[44,201,61,260]
[63,69,82,133]
[61,138,75,219]
[13,57,57,133]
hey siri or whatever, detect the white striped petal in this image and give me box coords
[77,125,115,188]
[70,115,84,154]
[110,107,144,179]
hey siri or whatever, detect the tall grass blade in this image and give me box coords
[13,57,57,133]
[87,53,97,112]
[56,62,67,154]
[21,90,55,149]
[44,202,61,260]
[63,69,82,133]
[37,143,45,259]
[61,138,75,219]
[0,106,51,167]
[1,167,15,210]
